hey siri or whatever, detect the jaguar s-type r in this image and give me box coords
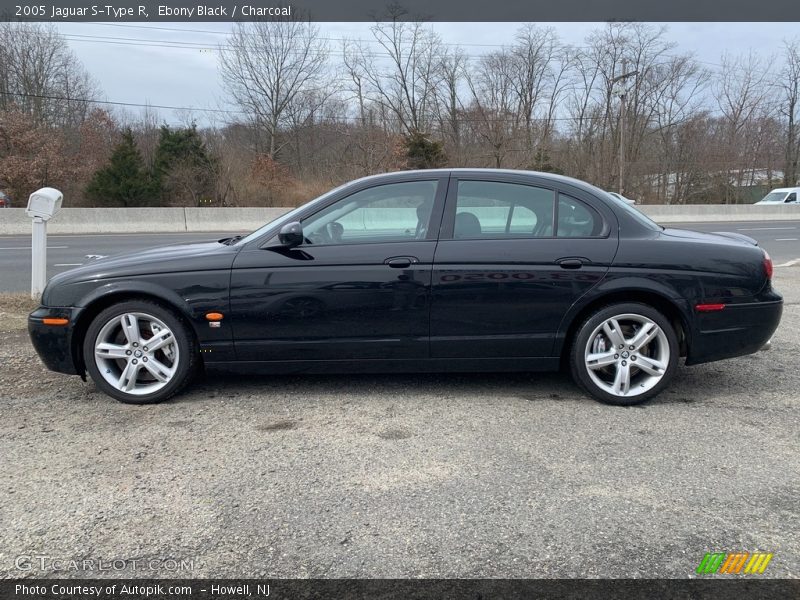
[29,170,782,405]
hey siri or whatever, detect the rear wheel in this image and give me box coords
[569,302,679,406]
[83,300,198,404]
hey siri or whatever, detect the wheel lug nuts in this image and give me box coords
[618,344,624,349]
[132,359,138,364]
[629,345,634,350]
[631,356,637,361]
[621,360,627,366]
[614,354,619,359]
[143,347,148,351]
[126,350,132,355]
[132,342,138,347]
[143,357,148,362]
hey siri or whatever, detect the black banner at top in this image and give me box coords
[3,0,800,22]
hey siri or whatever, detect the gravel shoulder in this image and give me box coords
[1,274,798,579]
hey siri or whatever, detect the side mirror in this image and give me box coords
[278,221,304,248]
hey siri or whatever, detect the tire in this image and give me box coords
[83,299,199,404]
[569,302,679,406]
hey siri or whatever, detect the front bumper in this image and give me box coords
[686,298,783,365]
[28,306,84,375]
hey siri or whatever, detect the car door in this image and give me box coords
[229,177,447,361]
[430,175,619,359]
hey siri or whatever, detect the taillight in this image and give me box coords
[763,249,773,280]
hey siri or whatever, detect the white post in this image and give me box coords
[26,187,62,299]
[31,216,47,299]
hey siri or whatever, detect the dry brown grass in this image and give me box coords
[0,293,38,332]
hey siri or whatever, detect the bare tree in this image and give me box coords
[465,50,520,168]
[508,24,564,164]
[433,46,467,164]
[0,22,98,128]
[218,17,329,159]
[355,5,443,136]
[781,39,800,187]
[714,52,776,200]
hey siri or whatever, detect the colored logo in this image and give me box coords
[696,552,773,574]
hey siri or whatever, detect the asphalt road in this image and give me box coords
[1,221,799,293]
[0,231,243,293]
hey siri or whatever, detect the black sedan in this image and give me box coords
[29,169,783,406]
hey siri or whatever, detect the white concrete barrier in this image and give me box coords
[0,207,292,235]
[0,207,187,235]
[637,204,800,223]
[1,204,799,235]
[183,207,289,232]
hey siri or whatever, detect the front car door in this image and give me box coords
[229,176,447,362]
[430,173,619,359]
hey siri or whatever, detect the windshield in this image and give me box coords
[758,192,787,203]
[604,192,662,231]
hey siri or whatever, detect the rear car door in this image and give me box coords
[229,177,447,361]
[430,174,619,358]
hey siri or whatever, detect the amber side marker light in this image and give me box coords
[42,317,69,326]
[205,312,224,321]
[695,304,726,312]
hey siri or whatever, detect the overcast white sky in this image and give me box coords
[55,22,798,124]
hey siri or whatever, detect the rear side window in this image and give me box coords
[450,181,605,239]
[557,194,603,237]
[453,181,555,239]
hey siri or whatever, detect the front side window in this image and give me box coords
[301,181,438,245]
[452,181,556,239]
[786,193,797,203]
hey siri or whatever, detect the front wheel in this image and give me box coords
[569,302,679,406]
[83,300,199,404]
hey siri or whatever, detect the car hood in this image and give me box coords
[660,228,758,247]
[47,239,235,286]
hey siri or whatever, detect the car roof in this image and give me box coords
[768,187,800,193]
[353,168,609,197]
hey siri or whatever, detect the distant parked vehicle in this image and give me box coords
[0,191,11,208]
[755,187,800,204]
[607,191,636,206]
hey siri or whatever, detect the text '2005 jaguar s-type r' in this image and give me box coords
[29,169,782,406]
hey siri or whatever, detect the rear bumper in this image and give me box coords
[28,306,83,375]
[686,298,783,365]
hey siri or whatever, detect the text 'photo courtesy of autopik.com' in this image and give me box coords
[0,0,799,598]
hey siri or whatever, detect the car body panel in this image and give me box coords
[229,241,436,360]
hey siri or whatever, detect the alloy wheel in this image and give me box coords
[94,312,179,396]
[583,313,670,398]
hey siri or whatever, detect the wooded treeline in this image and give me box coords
[2,16,800,207]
